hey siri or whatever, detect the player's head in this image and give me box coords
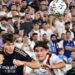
[34,41,49,61]
[2,33,15,54]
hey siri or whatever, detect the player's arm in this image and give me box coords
[13,59,41,69]
[14,48,41,69]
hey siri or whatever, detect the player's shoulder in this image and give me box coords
[14,47,27,57]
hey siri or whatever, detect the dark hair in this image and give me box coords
[30,33,38,41]
[69,5,75,9]
[32,33,38,36]
[65,21,70,25]
[34,41,49,51]
[51,34,57,38]
[66,31,71,34]
[2,33,14,43]
[72,22,75,27]
[1,17,8,21]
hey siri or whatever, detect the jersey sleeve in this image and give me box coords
[14,47,33,62]
[50,54,63,64]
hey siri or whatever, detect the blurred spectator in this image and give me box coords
[69,2,75,22]
[20,36,35,59]
[2,5,8,13]
[64,8,72,22]
[40,21,53,41]
[34,12,42,28]
[13,15,21,34]
[57,33,66,50]
[20,1,27,13]
[2,0,10,6]
[54,15,65,39]
[21,36,33,52]
[50,34,58,54]
[63,31,75,63]
[71,22,75,40]
[8,0,19,11]
[64,21,74,40]
[48,15,56,33]
[30,33,38,50]
[42,33,49,42]
[0,17,14,33]
[39,0,48,11]
[0,4,6,17]
[65,52,75,75]
[57,44,68,63]
[20,12,33,36]
[30,0,40,11]
[14,30,24,48]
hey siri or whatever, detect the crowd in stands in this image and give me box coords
[0,0,75,75]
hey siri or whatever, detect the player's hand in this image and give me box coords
[41,64,52,70]
[0,54,4,64]
[13,59,25,66]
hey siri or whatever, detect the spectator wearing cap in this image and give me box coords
[9,4,18,17]
[48,15,57,33]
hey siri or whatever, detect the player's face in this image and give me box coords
[4,42,15,54]
[35,47,48,62]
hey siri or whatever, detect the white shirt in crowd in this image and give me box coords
[40,28,53,41]
[26,54,65,75]
[55,19,65,38]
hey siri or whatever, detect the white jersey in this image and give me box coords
[31,54,64,75]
